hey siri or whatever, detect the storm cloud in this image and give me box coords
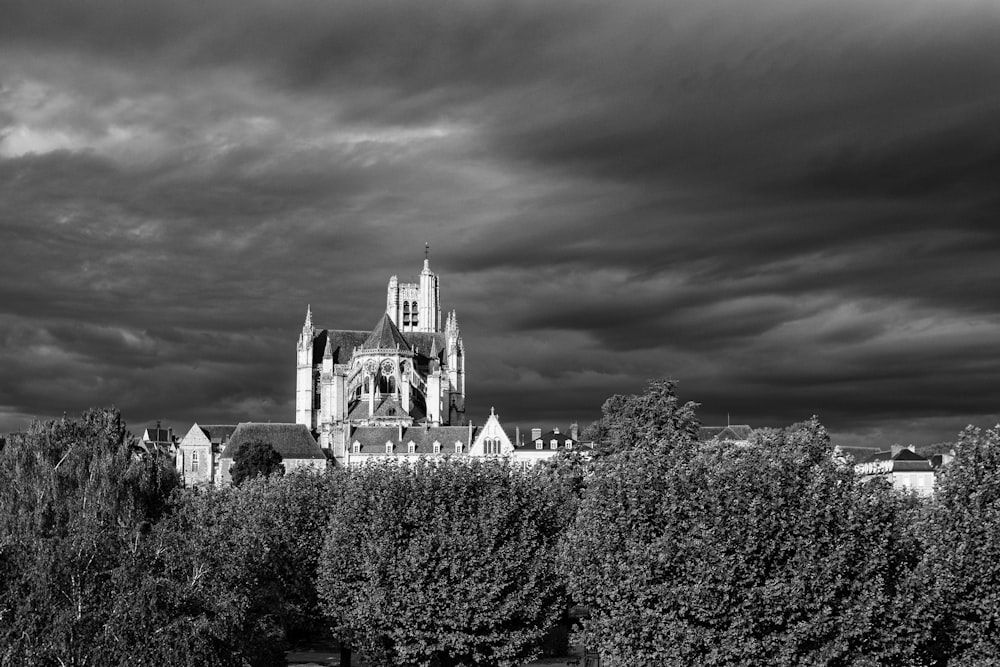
[2,0,998,446]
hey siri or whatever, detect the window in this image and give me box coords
[191,450,199,471]
[433,441,441,454]
[411,301,419,327]
[566,441,573,450]
[407,441,416,454]
[485,438,501,455]
[455,441,463,454]
[352,441,361,454]
[535,440,543,450]
[385,441,394,454]
[550,439,558,450]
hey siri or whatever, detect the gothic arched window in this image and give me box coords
[411,301,419,327]
[403,302,411,326]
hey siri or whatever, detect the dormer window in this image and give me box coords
[433,441,441,454]
[566,441,573,450]
[455,441,463,454]
[550,440,558,450]
[535,440,543,450]
[407,441,416,454]
[385,441,394,454]
[352,441,361,454]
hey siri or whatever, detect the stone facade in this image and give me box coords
[175,423,237,486]
[296,258,466,465]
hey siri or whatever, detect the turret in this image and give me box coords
[295,305,316,428]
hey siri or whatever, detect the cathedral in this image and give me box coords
[295,256,467,457]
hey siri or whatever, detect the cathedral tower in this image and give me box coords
[387,249,440,333]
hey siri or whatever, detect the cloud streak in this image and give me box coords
[2,0,999,446]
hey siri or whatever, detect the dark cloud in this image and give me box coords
[1,0,999,446]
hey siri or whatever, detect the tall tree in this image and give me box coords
[229,439,285,486]
[0,408,179,667]
[581,378,700,456]
[905,424,1000,666]
[317,458,575,667]
[561,417,921,666]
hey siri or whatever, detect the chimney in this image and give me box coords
[515,426,520,446]
[570,422,579,440]
[531,428,541,441]
[554,427,560,435]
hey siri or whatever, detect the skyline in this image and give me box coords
[2,0,999,445]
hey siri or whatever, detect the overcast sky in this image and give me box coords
[2,0,998,446]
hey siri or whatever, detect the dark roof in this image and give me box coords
[221,423,325,460]
[312,321,446,367]
[514,430,576,452]
[864,448,929,463]
[363,313,410,350]
[312,329,370,365]
[836,446,881,461]
[409,332,446,359]
[349,425,478,455]
[698,425,753,442]
[143,427,171,443]
[198,424,238,444]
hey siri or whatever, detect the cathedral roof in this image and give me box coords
[349,425,480,454]
[220,422,325,461]
[311,329,370,365]
[362,312,410,351]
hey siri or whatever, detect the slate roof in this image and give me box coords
[836,446,881,462]
[515,429,575,451]
[198,424,238,444]
[698,425,753,442]
[363,313,410,350]
[142,427,172,443]
[311,329,370,365]
[859,448,933,472]
[349,425,478,455]
[220,422,325,460]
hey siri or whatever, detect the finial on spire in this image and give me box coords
[304,304,313,330]
[423,242,430,271]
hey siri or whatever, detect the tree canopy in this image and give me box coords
[561,416,923,666]
[229,439,285,486]
[581,378,700,456]
[317,458,576,667]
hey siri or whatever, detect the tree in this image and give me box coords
[561,417,921,666]
[229,440,285,486]
[904,424,1000,666]
[317,458,576,667]
[0,407,180,667]
[581,378,700,456]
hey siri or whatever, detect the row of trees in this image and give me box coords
[3,385,1000,665]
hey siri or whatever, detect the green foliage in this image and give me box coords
[229,439,285,486]
[0,407,180,667]
[581,379,700,456]
[102,470,338,666]
[317,458,576,667]
[561,417,922,666]
[904,425,1000,666]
